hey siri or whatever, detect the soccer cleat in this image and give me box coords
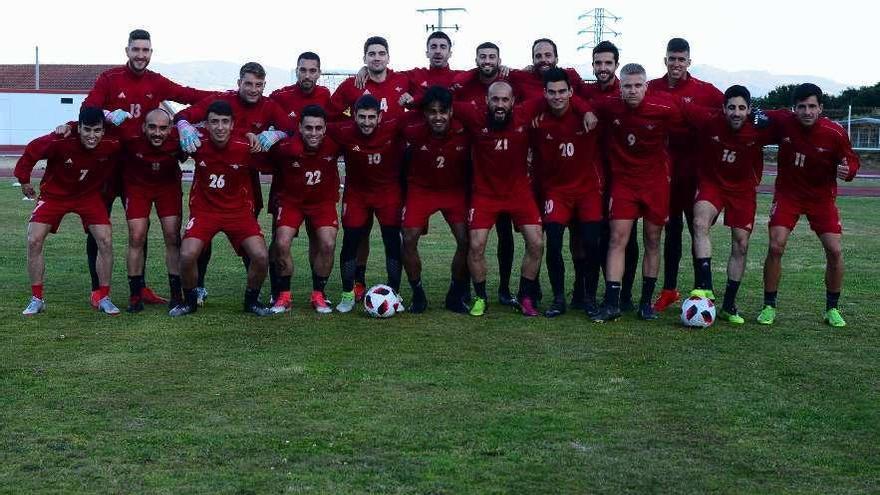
[469,297,487,316]
[195,287,208,306]
[620,298,636,313]
[519,296,539,317]
[544,299,566,318]
[409,289,427,314]
[353,282,367,303]
[583,300,601,319]
[444,287,470,314]
[336,291,356,313]
[498,288,518,307]
[689,288,717,301]
[22,296,46,316]
[569,297,586,311]
[167,298,184,311]
[140,287,168,305]
[168,303,196,317]
[638,302,659,320]
[394,293,406,313]
[127,296,144,313]
[653,289,681,312]
[756,305,776,325]
[719,308,745,325]
[89,290,101,309]
[245,300,274,316]
[97,296,121,316]
[310,291,333,314]
[824,308,847,328]
[270,291,292,314]
[591,304,622,323]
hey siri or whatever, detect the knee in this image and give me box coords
[527,236,544,257]
[250,249,269,269]
[402,231,419,248]
[27,234,44,252]
[768,239,786,259]
[129,230,147,248]
[733,239,749,258]
[319,239,335,257]
[162,230,180,248]
[693,215,712,234]
[825,245,843,263]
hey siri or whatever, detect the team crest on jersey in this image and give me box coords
[352,145,361,152]
[481,128,489,134]
[645,124,655,130]
[145,93,153,100]
[288,111,297,118]
[683,96,693,103]
[613,119,621,126]
[455,146,464,151]
[816,146,828,153]
[152,162,161,171]
[292,161,301,168]
[117,91,126,99]
[420,145,429,151]
[253,122,263,129]
[782,137,792,143]
[420,81,429,87]
[136,153,144,159]
[323,155,335,161]
[230,164,241,170]
[395,86,403,92]
[546,133,553,140]
[711,135,720,142]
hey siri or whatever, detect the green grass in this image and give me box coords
[1,180,878,494]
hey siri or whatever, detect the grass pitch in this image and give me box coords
[1,180,878,494]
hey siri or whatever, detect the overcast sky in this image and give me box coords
[4,0,878,86]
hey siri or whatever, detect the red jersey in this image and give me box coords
[188,137,268,213]
[401,66,462,99]
[579,76,621,100]
[592,93,688,185]
[767,110,860,201]
[452,69,513,109]
[530,104,603,194]
[15,131,121,200]
[175,91,297,137]
[121,130,184,190]
[402,118,470,191]
[84,65,211,139]
[454,100,543,199]
[328,69,411,120]
[269,84,332,123]
[508,67,587,101]
[327,119,407,193]
[270,137,341,204]
[696,114,778,191]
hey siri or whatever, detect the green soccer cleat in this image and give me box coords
[719,309,745,325]
[824,308,847,328]
[336,291,356,313]
[756,305,776,325]
[689,288,717,301]
[469,297,487,317]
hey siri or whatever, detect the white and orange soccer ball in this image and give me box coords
[363,284,401,318]
[681,296,716,328]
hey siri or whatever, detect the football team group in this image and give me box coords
[15,29,860,326]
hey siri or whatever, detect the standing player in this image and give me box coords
[175,62,296,304]
[401,86,471,313]
[579,41,640,312]
[647,38,724,313]
[508,38,588,100]
[689,86,777,324]
[758,83,859,327]
[590,64,697,322]
[82,28,212,308]
[268,105,341,314]
[268,52,333,304]
[17,108,122,315]
[122,108,187,312]
[169,101,274,317]
[329,95,407,313]
[530,68,604,317]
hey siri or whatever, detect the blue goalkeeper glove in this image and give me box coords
[176,120,202,153]
[257,130,288,150]
[103,109,132,126]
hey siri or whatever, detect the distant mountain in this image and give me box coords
[572,63,851,97]
[151,61,293,93]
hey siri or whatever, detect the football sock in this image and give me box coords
[826,291,840,311]
[98,285,110,300]
[184,287,198,307]
[31,284,43,299]
[86,232,99,291]
[381,226,402,292]
[764,291,778,308]
[663,215,684,291]
[496,215,514,293]
[340,227,366,292]
[128,275,145,298]
[581,222,602,302]
[722,279,740,312]
[355,265,367,286]
[279,275,291,293]
[545,223,566,300]
[312,272,329,293]
[244,287,260,306]
[640,277,657,306]
[622,223,639,302]
[604,281,622,307]
[572,257,587,302]
[474,281,488,300]
[695,257,713,290]
[196,241,212,287]
[269,260,281,299]
[168,274,183,302]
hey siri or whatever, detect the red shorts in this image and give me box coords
[669,172,698,218]
[402,187,467,229]
[468,193,542,230]
[30,194,110,233]
[695,181,757,232]
[768,194,842,235]
[276,200,339,231]
[341,188,402,228]
[608,180,669,226]
[183,210,264,254]
[123,185,183,220]
[541,189,603,225]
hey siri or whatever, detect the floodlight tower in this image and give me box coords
[417,7,467,32]
[576,8,622,51]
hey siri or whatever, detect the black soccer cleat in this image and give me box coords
[620,298,636,313]
[544,298,566,318]
[638,303,659,321]
[583,299,601,319]
[591,304,622,323]
[445,288,470,314]
[168,303,197,317]
[127,298,144,314]
[410,289,428,314]
[498,288,518,307]
[244,301,275,317]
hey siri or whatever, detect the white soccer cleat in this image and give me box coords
[97,296,121,316]
[22,296,45,316]
[335,291,356,313]
[195,287,208,306]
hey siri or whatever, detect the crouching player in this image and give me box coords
[169,101,275,316]
[16,107,123,315]
[268,105,341,314]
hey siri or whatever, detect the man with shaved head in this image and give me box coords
[120,107,188,311]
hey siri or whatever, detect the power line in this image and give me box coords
[576,8,622,52]
[416,7,467,32]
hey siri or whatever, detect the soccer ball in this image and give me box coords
[681,296,716,328]
[363,284,400,318]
